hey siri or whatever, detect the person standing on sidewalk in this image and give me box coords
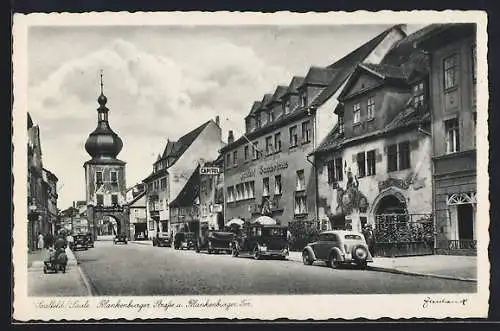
[362,224,376,257]
[37,232,44,251]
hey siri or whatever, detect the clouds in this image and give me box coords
[29,34,293,208]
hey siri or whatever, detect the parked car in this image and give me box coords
[196,229,235,254]
[113,233,128,245]
[85,233,94,248]
[231,224,289,260]
[153,232,172,247]
[302,230,373,269]
[72,234,88,251]
[173,232,196,250]
[134,232,147,241]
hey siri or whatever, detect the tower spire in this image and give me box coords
[100,69,104,95]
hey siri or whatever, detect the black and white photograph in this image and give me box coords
[13,11,489,320]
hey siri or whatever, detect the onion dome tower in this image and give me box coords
[85,72,123,161]
[83,71,128,241]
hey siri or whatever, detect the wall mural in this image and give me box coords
[335,168,369,216]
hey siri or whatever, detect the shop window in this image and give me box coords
[353,103,361,124]
[263,177,270,197]
[444,54,458,90]
[274,175,282,195]
[274,132,282,152]
[366,150,376,176]
[302,121,311,144]
[289,126,298,148]
[367,97,375,119]
[357,152,366,178]
[445,118,460,153]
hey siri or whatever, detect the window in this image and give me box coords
[110,171,118,183]
[445,118,460,153]
[96,194,104,206]
[263,177,270,197]
[302,121,311,144]
[387,144,398,172]
[367,97,375,119]
[353,103,361,124]
[227,186,235,203]
[399,141,410,170]
[444,54,458,90]
[160,177,167,190]
[357,152,366,178]
[236,184,243,201]
[366,150,376,176]
[244,145,249,161]
[244,181,255,199]
[301,93,307,107]
[296,170,305,191]
[413,81,425,108]
[159,199,164,210]
[284,99,291,114]
[289,126,298,147]
[233,151,238,166]
[338,115,344,134]
[268,111,275,123]
[265,136,274,155]
[153,180,159,191]
[294,194,307,215]
[327,157,344,183]
[256,116,261,129]
[274,175,282,195]
[226,153,231,168]
[472,45,477,83]
[252,141,260,160]
[274,132,282,152]
[96,171,103,184]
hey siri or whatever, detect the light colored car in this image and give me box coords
[302,230,373,269]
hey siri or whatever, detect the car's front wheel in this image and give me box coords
[302,251,313,265]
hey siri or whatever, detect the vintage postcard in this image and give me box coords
[12,11,489,321]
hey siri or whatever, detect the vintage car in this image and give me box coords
[173,232,196,250]
[196,229,235,254]
[302,230,373,269]
[113,233,128,245]
[153,232,172,247]
[85,233,94,248]
[231,224,289,260]
[72,234,88,251]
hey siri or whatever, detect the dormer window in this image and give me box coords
[284,99,291,114]
[413,81,425,109]
[301,93,308,107]
[353,103,361,124]
[268,111,275,123]
[256,116,261,129]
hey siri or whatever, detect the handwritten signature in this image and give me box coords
[423,296,468,309]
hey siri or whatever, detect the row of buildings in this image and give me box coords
[27,113,59,251]
[73,23,477,257]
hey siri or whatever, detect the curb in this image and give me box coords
[76,265,94,296]
[367,266,477,283]
[130,241,153,246]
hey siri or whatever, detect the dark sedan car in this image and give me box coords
[72,234,88,251]
[113,234,128,245]
[153,232,172,247]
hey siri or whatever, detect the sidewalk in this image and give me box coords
[288,252,477,282]
[28,247,92,296]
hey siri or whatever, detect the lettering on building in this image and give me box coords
[259,161,289,175]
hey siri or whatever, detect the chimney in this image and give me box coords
[215,115,220,127]
[228,130,234,144]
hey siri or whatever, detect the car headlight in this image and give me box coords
[229,242,233,248]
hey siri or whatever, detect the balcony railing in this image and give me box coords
[448,239,477,250]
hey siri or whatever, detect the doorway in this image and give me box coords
[457,204,474,240]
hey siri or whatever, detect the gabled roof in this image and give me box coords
[169,165,200,208]
[245,101,262,119]
[284,76,305,96]
[299,67,337,88]
[360,63,408,81]
[127,189,146,207]
[270,85,288,104]
[311,25,407,108]
[260,93,274,109]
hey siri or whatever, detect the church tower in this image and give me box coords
[83,72,128,239]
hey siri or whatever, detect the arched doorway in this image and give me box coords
[375,194,407,216]
[96,215,121,239]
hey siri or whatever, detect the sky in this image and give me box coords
[27,24,424,209]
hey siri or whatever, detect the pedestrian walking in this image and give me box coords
[362,225,375,257]
[54,234,67,250]
[37,232,44,250]
[44,232,54,249]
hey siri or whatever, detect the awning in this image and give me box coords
[252,216,276,225]
[226,218,244,227]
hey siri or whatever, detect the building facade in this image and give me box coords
[416,24,477,255]
[143,117,223,238]
[83,80,128,239]
[199,156,225,231]
[220,25,407,229]
[169,165,201,235]
[125,189,147,240]
[313,26,439,256]
[42,168,59,234]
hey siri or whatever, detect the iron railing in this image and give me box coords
[447,239,477,250]
[374,213,433,244]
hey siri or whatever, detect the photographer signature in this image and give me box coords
[423,296,468,309]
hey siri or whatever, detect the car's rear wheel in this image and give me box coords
[328,252,340,269]
[302,251,313,265]
[253,246,261,260]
